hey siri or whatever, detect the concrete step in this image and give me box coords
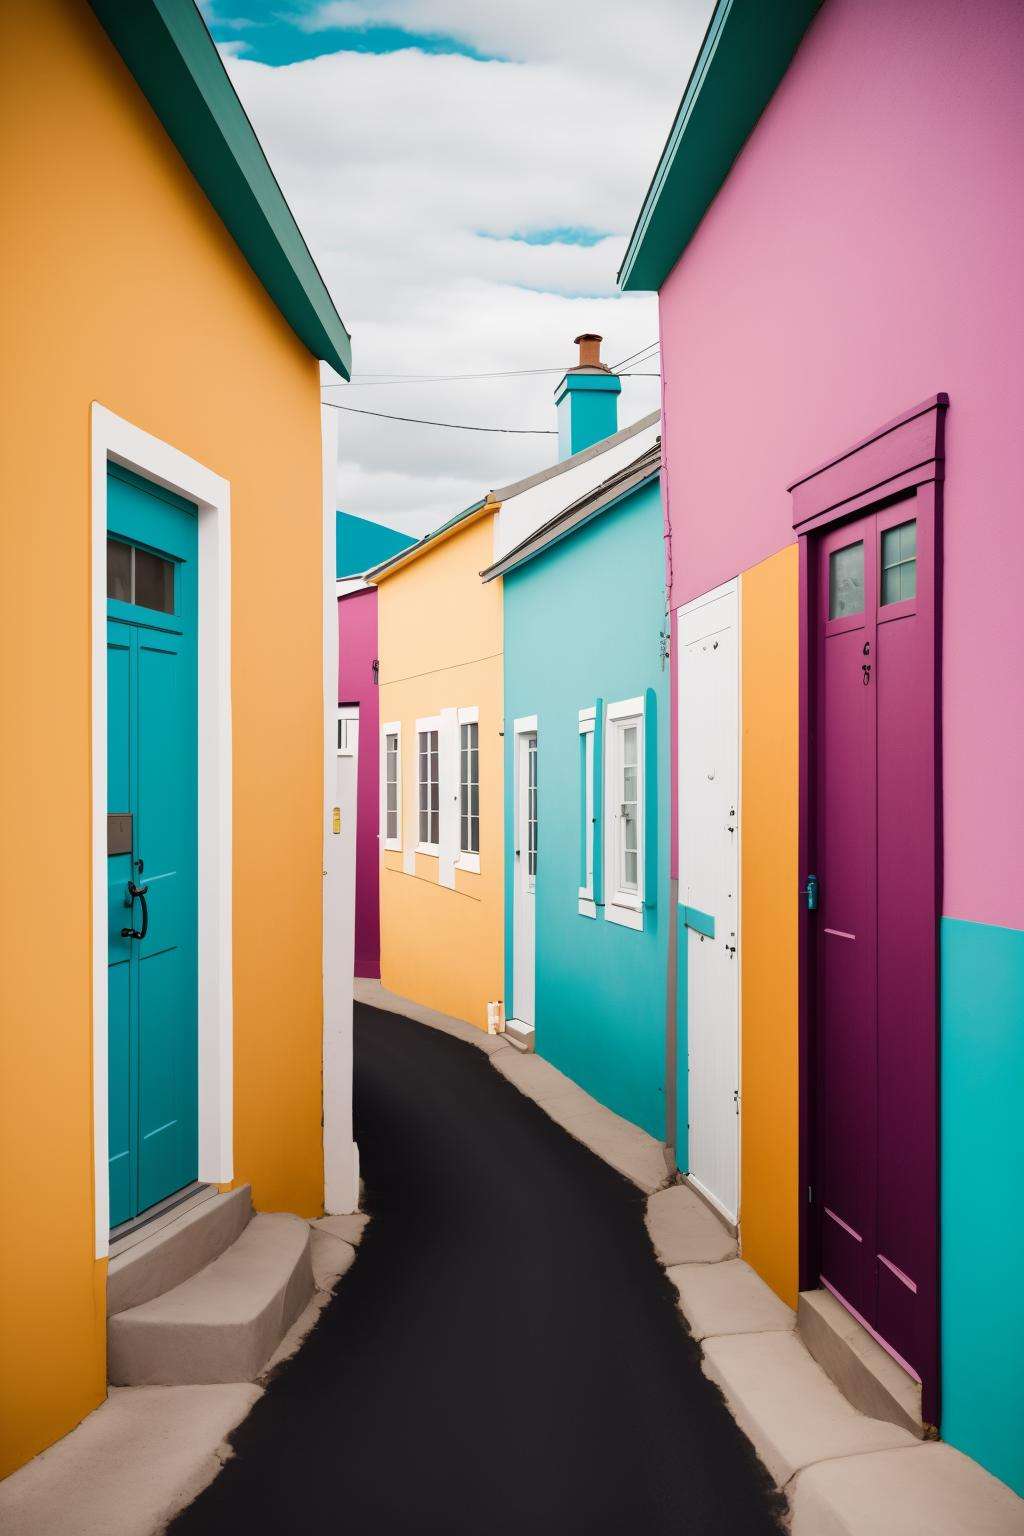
[645,1183,738,1265]
[107,1185,253,1317]
[108,1213,314,1386]
[503,1017,536,1052]
[798,1287,925,1439]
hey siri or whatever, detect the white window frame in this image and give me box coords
[415,714,442,856]
[380,720,402,851]
[578,707,596,918]
[337,704,358,758]
[604,696,645,932]
[456,705,480,873]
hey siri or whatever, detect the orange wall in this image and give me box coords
[0,0,326,1473]
[739,548,800,1307]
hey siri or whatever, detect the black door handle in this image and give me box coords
[121,880,149,941]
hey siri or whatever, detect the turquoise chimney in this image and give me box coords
[554,333,621,459]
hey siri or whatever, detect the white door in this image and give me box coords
[678,582,740,1223]
[513,724,538,1028]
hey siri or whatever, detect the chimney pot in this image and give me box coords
[573,332,604,370]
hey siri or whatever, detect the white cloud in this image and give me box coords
[221,3,713,535]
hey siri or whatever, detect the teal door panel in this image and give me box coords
[106,465,198,1228]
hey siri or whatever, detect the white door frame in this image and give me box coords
[321,405,359,1214]
[677,576,741,1225]
[512,715,538,1028]
[90,405,233,1259]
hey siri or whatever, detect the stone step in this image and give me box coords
[108,1213,314,1386]
[107,1185,253,1317]
[797,1287,925,1439]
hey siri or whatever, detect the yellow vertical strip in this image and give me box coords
[740,547,799,1307]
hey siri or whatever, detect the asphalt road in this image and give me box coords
[170,1003,784,1534]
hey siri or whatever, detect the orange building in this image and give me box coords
[0,0,357,1475]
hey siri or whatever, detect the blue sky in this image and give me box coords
[207,0,713,535]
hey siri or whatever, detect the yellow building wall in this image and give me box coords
[739,547,800,1307]
[0,0,326,1474]
[377,515,504,1030]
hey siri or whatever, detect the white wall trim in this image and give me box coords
[676,575,738,620]
[513,714,538,734]
[438,706,459,889]
[91,404,233,1259]
[322,404,359,1215]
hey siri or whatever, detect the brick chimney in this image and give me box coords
[554,333,621,460]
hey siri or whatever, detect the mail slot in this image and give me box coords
[108,813,132,856]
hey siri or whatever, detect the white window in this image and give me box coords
[417,718,440,853]
[578,707,596,918]
[459,707,480,866]
[337,705,358,757]
[605,696,644,931]
[381,721,401,850]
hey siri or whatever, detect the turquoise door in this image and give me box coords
[106,465,199,1229]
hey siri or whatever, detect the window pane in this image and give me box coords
[881,520,917,605]
[134,547,175,613]
[828,541,864,619]
[471,816,479,854]
[107,538,132,602]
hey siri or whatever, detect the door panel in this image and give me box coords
[814,495,938,1398]
[678,585,739,1223]
[106,465,198,1228]
[513,730,537,1027]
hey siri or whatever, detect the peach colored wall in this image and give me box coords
[376,514,504,1031]
[0,0,326,1474]
[659,0,1024,931]
[739,550,799,1307]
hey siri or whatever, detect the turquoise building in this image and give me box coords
[485,438,669,1139]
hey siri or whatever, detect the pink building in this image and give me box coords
[621,0,1023,1495]
[336,512,415,978]
[338,587,381,978]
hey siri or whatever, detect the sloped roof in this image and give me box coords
[481,439,662,582]
[89,0,352,377]
[336,512,416,579]
[619,0,821,293]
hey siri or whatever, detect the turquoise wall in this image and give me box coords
[503,477,668,1139]
[940,915,1024,1496]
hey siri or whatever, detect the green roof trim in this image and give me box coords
[618,0,822,293]
[89,0,352,378]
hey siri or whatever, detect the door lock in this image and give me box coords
[802,873,819,911]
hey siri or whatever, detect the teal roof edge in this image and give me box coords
[89,0,352,378]
[618,0,822,293]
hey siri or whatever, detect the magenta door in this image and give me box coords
[814,492,938,1416]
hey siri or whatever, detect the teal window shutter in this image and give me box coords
[593,698,604,906]
[644,687,658,909]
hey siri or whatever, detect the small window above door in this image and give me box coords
[828,540,864,619]
[107,538,175,614]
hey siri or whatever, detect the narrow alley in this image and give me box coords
[168,1003,783,1536]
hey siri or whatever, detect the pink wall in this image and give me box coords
[338,587,380,977]
[658,0,1024,931]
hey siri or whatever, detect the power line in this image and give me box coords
[611,339,660,370]
[321,343,661,389]
[323,368,660,390]
[322,400,557,434]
